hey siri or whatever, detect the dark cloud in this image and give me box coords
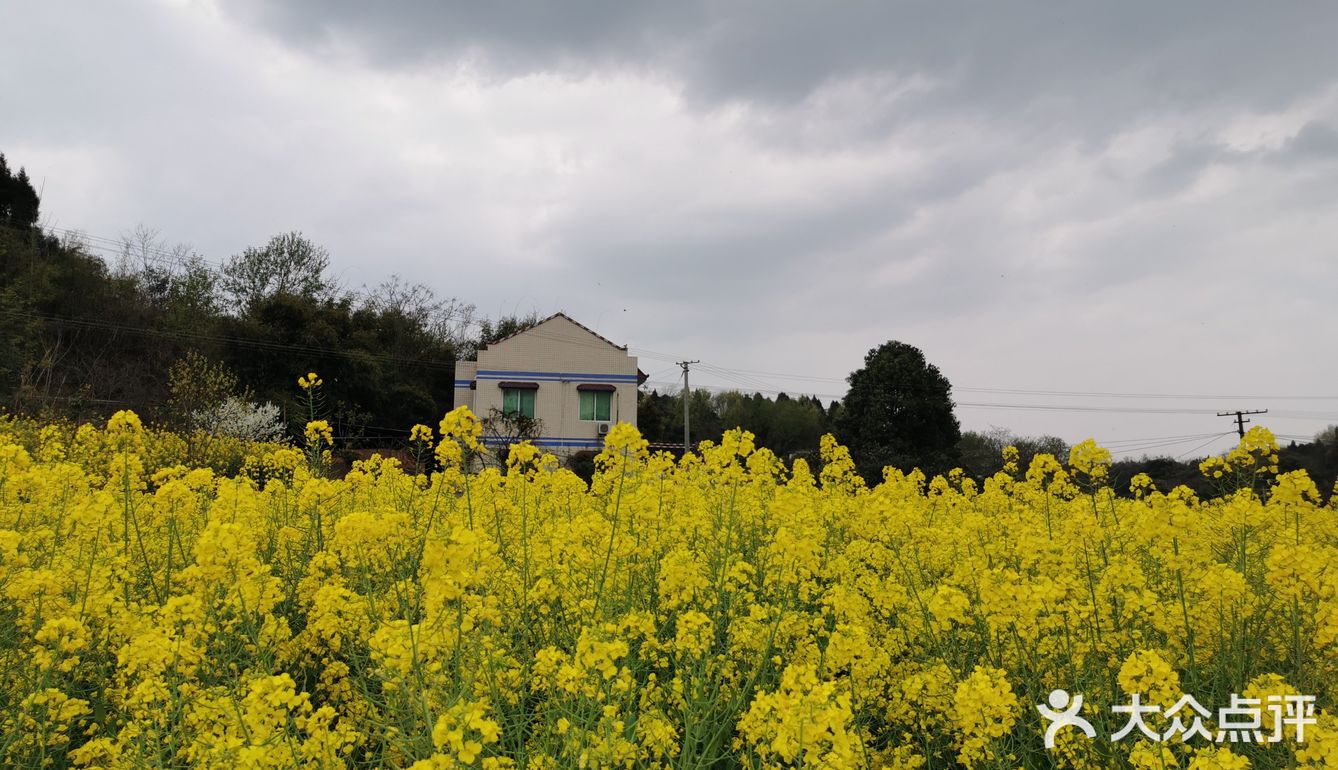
[1139,139,1236,197]
[3,0,1337,448]
[1276,121,1338,163]
[227,0,706,77]
[228,2,1338,130]
[1139,119,1338,200]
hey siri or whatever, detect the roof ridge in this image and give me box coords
[485,312,628,351]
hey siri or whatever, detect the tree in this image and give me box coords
[221,231,335,310]
[835,341,961,482]
[193,398,286,443]
[664,389,723,452]
[467,312,542,359]
[480,407,545,469]
[362,275,476,352]
[957,426,1069,479]
[0,154,41,231]
[0,155,461,433]
[115,225,218,323]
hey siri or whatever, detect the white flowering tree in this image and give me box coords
[192,397,287,443]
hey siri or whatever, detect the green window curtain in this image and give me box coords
[580,391,612,420]
[595,391,611,421]
[579,391,595,420]
[503,389,536,418]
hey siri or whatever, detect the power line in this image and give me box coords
[1102,434,1230,454]
[627,346,689,363]
[958,386,1331,401]
[1217,409,1268,439]
[15,224,1337,423]
[643,380,1338,422]
[1107,435,1236,457]
[958,402,1336,420]
[959,402,1222,415]
[1176,432,1237,460]
[642,365,680,382]
[643,380,843,401]
[639,382,1297,456]
[639,356,1337,402]
[693,362,776,393]
[677,360,699,453]
[0,308,457,372]
[1098,431,1226,446]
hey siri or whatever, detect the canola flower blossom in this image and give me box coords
[305,420,334,447]
[0,410,1334,769]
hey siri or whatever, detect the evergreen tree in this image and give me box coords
[0,154,42,231]
[835,341,961,482]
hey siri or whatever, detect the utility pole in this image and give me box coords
[1217,409,1268,438]
[678,360,698,454]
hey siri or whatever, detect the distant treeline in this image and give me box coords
[1,153,475,440]
[637,398,1337,498]
[637,389,840,459]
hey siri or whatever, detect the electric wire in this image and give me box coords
[12,221,1338,433]
[1175,433,1238,460]
[0,308,457,372]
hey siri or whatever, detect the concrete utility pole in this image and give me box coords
[678,360,699,454]
[1217,409,1268,438]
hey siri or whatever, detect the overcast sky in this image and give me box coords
[4,1,1337,458]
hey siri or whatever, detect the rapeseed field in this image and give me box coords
[0,388,1334,768]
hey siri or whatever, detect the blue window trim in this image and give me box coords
[475,369,638,383]
[480,435,605,449]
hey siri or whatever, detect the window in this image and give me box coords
[502,388,536,418]
[579,390,612,421]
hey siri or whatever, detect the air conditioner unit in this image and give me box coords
[596,422,611,436]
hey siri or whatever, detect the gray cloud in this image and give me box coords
[3,0,1337,451]
[1275,120,1338,163]
[227,2,1338,126]
[227,0,705,78]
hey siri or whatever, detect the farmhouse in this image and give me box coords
[453,313,645,454]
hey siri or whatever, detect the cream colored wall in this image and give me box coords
[453,360,477,414]
[456,316,639,454]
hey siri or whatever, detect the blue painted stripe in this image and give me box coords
[475,376,635,384]
[453,380,473,387]
[481,435,605,448]
[476,369,638,382]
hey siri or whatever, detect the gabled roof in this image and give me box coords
[486,312,628,352]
